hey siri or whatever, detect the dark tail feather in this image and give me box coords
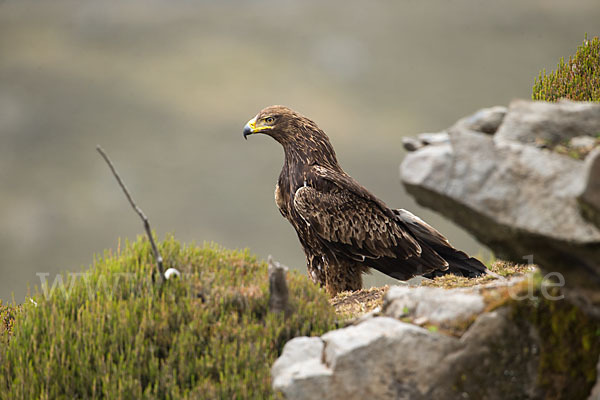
[421,242,486,278]
[364,248,449,281]
[393,209,487,279]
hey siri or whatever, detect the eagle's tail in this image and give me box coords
[420,240,488,279]
[393,209,488,278]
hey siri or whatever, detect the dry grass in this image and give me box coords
[331,261,534,319]
[330,286,389,317]
[420,260,535,289]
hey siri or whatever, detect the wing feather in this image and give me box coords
[290,166,457,279]
[293,167,422,261]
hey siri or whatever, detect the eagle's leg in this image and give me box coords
[324,259,365,296]
[306,254,327,287]
[306,253,366,296]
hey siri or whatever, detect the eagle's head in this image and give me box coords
[243,105,340,167]
[243,105,323,145]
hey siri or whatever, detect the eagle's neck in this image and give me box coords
[283,127,339,166]
[279,132,341,192]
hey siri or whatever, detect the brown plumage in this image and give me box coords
[243,105,487,295]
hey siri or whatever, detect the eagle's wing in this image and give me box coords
[293,166,449,278]
[394,208,488,277]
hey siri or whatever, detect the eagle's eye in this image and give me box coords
[265,117,275,124]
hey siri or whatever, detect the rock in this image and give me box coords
[495,100,600,146]
[572,135,599,150]
[402,137,423,152]
[464,105,507,134]
[579,148,600,229]
[402,133,449,152]
[400,99,600,299]
[401,142,453,188]
[418,132,450,145]
[272,337,333,400]
[321,317,460,399]
[433,307,542,400]
[383,286,484,326]
[274,316,462,400]
[273,279,600,399]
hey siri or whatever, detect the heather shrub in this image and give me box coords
[533,35,600,102]
[0,235,336,399]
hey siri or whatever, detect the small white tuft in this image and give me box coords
[164,268,181,280]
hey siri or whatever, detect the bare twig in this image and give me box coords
[96,145,164,284]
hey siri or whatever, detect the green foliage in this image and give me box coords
[0,235,336,399]
[533,35,600,102]
[0,302,21,344]
[512,287,600,399]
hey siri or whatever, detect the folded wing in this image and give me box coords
[292,166,455,280]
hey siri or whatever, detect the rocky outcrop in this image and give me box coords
[494,100,600,145]
[272,277,600,399]
[400,100,600,314]
[579,148,600,229]
[383,286,484,327]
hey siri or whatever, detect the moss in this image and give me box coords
[447,273,599,399]
[426,325,438,333]
[0,235,336,399]
[511,286,600,399]
[535,137,600,160]
[533,35,600,102]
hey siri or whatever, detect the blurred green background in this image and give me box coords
[1,0,599,302]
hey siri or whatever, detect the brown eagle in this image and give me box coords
[243,105,487,295]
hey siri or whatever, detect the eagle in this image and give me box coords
[243,105,487,295]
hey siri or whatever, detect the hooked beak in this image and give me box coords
[243,116,257,140]
[243,115,274,139]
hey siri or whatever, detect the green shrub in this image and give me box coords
[0,302,21,344]
[0,235,336,399]
[533,35,600,102]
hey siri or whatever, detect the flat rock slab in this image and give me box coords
[495,99,600,146]
[579,148,600,229]
[383,285,484,326]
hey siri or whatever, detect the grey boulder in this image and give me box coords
[400,100,600,297]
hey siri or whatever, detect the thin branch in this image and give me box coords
[96,145,164,284]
